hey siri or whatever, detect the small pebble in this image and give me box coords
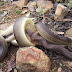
[57,67,62,72]
[1,11,7,17]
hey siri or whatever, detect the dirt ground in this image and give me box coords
[0,1,72,72]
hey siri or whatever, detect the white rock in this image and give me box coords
[65,61,72,68]
[27,1,37,11]
[54,4,68,20]
[12,0,28,8]
[65,28,72,40]
[57,67,62,72]
[37,0,53,9]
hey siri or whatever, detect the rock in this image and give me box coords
[65,28,72,39]
[37,0,53,9]
[36,7,50,15]
[36,8,41,12]
[53,2,58,9]
[54,4,68,20]
[43,8,49,14]
[12,0,28,8]
[65,28,72,37]
[65,61,72,68]
[36,7,42,13]
[65,28,72,50]
[25,12,30,17]
[16,46,51,72]
[27,1,37,9]
[57,67,62,72]
[27,1,37,11]
[36,0,53,14]
[28,5,35,12]
[14,69,17,72]
[31,1,37,8]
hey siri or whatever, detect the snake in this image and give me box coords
[0,16,36,61]
[14,16,36,47]
[0,35,8,61]
[26,28,72,60]
[13,17,72,47]
[0,25,18,61]
[35,22,72,47]
[14,17,72,59]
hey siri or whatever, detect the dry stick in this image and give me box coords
[26,29,72,60]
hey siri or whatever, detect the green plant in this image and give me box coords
[59,63,62,67]
[60,1,63,3]
[60,1,69,4]
[0,11,4,14]
[38,7,43,16]
[69,1,72,7]
[0,2,4,6]
[15,10,21,14]
[65,1,69,4]
[51,68,56,72]
[52,28,56,31]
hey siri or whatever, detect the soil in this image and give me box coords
[0,0,72,72]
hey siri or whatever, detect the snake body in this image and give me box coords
[14,16,36,47]
[35,22,72,47]
[0,17,70,60]
[13,17,72,59]
[0,35,8,61]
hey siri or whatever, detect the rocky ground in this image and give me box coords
[0,0,72,72]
